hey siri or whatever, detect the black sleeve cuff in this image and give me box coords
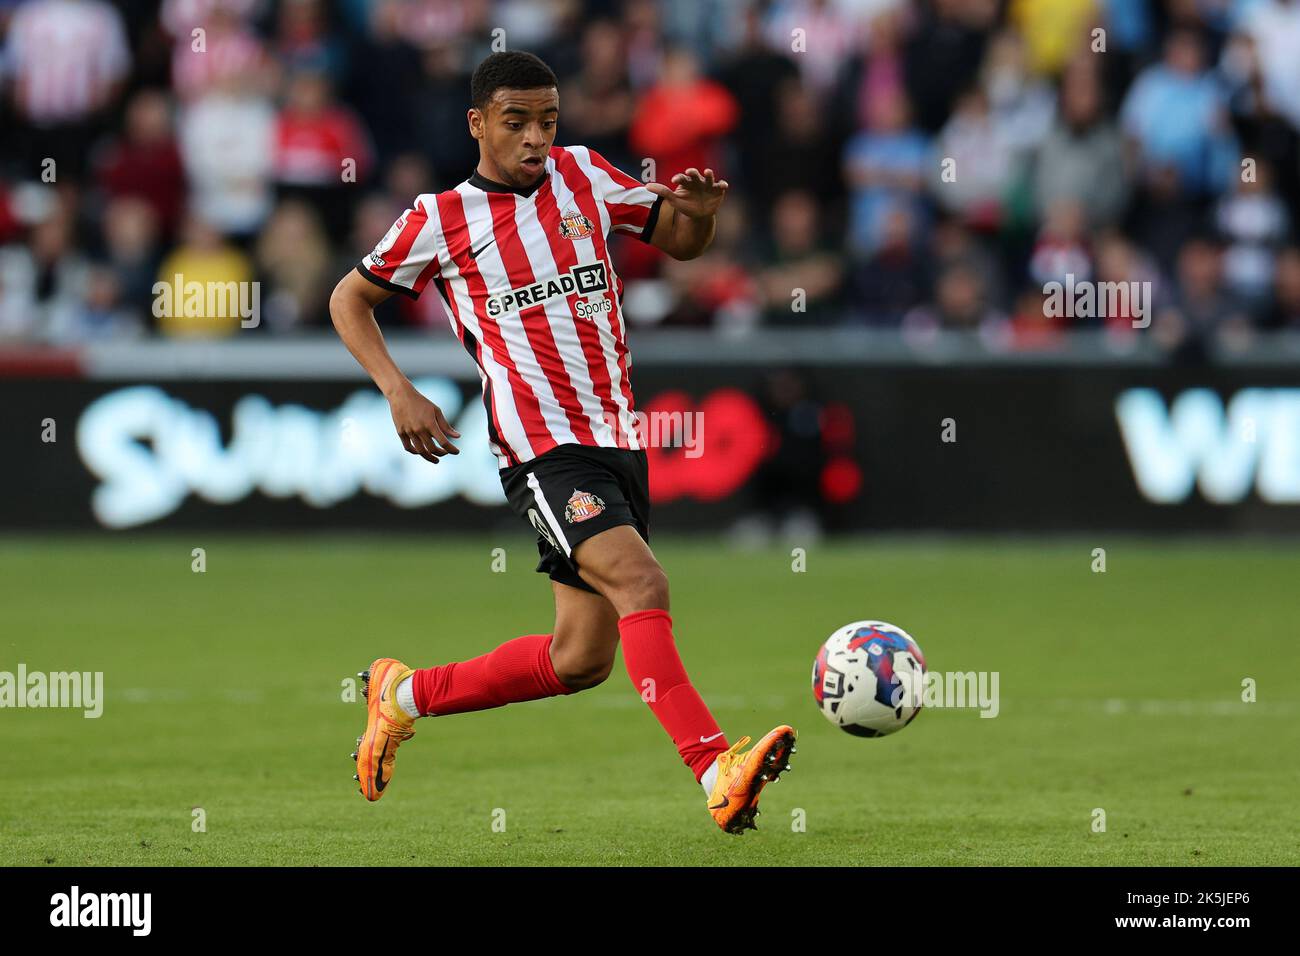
[355,262,419,300]
[636,195,664,244]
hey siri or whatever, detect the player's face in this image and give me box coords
[471,87,559,188]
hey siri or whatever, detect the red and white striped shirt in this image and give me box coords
[358,146,663,468]
[5,0,130,125]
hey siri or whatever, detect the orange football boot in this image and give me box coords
[706,725,797,834]
[352,658,416,801]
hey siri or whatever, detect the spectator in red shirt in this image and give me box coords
[629,46,738,187]
[273,69,374,236]
[95,89,186,239]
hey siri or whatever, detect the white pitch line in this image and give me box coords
[1047,698,1298,717]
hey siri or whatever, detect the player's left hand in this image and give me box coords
[646,167,728,220]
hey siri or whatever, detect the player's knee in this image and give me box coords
[552,645,616,691]
[612,562,669,615]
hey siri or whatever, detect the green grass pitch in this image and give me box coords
[1,535,1297,866]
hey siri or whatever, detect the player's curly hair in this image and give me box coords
[471,51,558,110]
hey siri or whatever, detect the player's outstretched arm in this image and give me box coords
[645,167,728,261]
[329,269,460,463]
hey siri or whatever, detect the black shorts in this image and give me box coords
[500,443,650,593]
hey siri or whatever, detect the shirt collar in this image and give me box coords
[468,167,548,198]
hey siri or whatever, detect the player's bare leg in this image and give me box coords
[548,580,621,690]
[573,524,797,833]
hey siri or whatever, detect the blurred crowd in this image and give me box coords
[2,0,1300,360]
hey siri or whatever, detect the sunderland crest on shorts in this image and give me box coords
[558,208,594,241]
[564,489,605,523]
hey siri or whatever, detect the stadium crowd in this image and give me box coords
[2,0,1300,360]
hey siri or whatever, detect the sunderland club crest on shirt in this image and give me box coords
[565,489,605,523]
[558,208,595,241]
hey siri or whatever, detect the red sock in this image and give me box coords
[412,633,573,716]
[618,609,728,780]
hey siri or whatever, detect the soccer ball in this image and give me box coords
[811,620,927,737]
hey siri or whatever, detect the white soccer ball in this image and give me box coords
[811,620,927,737]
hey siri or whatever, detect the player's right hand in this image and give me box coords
[387,383,460,463]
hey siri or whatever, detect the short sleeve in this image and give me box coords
[357,199,441,299]
[582,147,664,243]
